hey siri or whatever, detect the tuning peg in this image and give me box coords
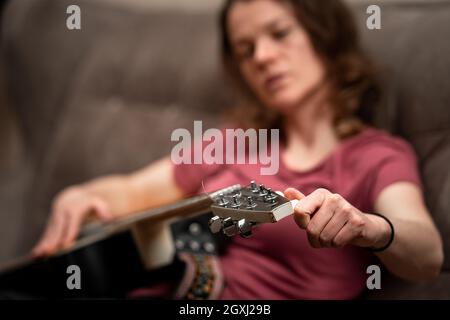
[222,217,238,237]
[264,188,277,203]
[246,196,257,209]
[217,193,229,207]
[237,219,253,238]
[208,216,222,234]
[230,194,241,208]
[240,230,252,238]
[259,184,268,196]
[250,181,258,193]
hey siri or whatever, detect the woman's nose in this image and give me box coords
[253,37,278,66]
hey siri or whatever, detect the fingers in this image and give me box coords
[296,188,328,215]
[31,194,112,258]
[305,194,339,248]
[291,188,328,231]
[61,200,112,248]
[62,210,83,248]
[317,204,351,247]
[284,188,309,229]
[46,212,70,253]
[32,213,68,257]
[284,188,305,201]
[31,235,49,258]
[288,188,367,249]
[332,219,364,248]
[91,199,113,221]
[56,201,92,250]
[293,211,310,229]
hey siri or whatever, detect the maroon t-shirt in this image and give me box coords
[172,127,422,300]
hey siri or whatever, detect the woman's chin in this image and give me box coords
[262,84,322,115]
[265,96,300,115]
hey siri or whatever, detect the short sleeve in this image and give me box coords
[173,161,225,196]
[171,123,257,195]
[369,136,423,205]
[172,127,228,195]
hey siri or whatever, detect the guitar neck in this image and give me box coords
[0,185,242,274]
[80,184,242,237]
[120,184,241,226]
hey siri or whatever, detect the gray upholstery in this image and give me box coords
[0,0,449,298]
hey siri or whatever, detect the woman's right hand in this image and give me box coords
[31,186,114,258]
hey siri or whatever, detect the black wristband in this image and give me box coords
[365,212,395,252]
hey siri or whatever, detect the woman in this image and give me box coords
[32,0,443,299]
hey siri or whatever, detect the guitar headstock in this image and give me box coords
[208,181,297,238]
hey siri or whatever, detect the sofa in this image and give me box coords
[0,0,449,299]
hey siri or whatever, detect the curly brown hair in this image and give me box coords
[219,0,381,140]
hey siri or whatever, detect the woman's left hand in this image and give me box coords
[284,188,391,249]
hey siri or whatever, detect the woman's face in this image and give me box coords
[228,0,326,113]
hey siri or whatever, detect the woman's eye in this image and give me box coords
[272,28,291,39]
[235,45,254,60]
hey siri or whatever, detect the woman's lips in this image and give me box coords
[264,74,287,92]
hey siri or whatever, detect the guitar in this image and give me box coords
[0,184,240,299]
[0,182,296,299]
[208,181,299,238]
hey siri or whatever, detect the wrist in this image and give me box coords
[365,212,394,252]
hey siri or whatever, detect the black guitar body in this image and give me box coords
[0,213,230,299]
[0,230,154,299]
[0,187,241,300]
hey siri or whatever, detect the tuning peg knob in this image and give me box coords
[259,184,268,196]
[217,193,229,207]
[208,216,222,234]
[246,196,257,209]
[264,188,277,203]
[237,219,253,238]
[240,230,253,239]
[222,217,238,237]
[230,194,241,208]
[250,181,259,193]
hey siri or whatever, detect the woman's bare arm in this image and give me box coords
[285,182,443,282]
[32,156,185,256]
[373,182,444,281]
[83,156,185,216]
